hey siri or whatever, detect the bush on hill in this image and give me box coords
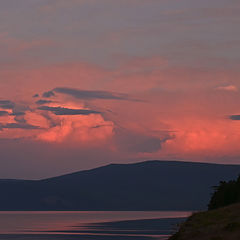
[208,175,240,210]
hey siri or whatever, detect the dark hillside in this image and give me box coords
[0,160,240,210]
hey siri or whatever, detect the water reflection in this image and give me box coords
[0,234,158,240]
[46,217,185,237]
[0,211,191,240]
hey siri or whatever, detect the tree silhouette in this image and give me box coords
[208,175,240,210]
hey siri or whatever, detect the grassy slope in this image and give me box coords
[169,203,240,240]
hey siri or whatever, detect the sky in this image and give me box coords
[0,0,240,179]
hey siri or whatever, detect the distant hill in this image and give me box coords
[1,160,240,211]
[169,203,240,240]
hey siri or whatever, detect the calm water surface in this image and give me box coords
[0,211,191,240]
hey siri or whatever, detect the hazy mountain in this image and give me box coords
[1,160,240,211]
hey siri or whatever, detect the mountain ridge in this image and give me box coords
[42,160,240,181]
[1,160,240,211]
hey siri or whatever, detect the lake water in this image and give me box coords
[0,211,191,240]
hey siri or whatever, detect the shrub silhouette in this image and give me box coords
[208,175,240,210]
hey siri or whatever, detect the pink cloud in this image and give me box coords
[216,85,238,92]
[1,56,240,165]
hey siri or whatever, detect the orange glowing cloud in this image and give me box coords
[165,118,240,154]
[37,113,114,144]
[0,55,240,163]
[0,93,115,146]
[216,85,238,92]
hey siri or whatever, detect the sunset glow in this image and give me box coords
[0,0,240,179]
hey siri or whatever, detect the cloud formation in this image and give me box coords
[53,87,131,101]
[114,128,171,153]
[42,91,55,98]
[0,123,40,130]
[14,115,27,124]
[0,100,15,109]
[1,0,240,179]
[35,99,53,105]
[0,111,9,116]
[11,112,25,116]
[216,85,238,92]
[38,106,100,115]
[229,115,240,120]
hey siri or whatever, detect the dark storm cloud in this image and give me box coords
[0,100,15,109]
[42,91,55,98]
[11,112,25,116]
[41,112,61,128]
[35,99,53,105]
[53,87,131,100]
[229,115,240,120]
[14,115,27,124]
[0,100,13,105]
[0,111,9,116]
[114,128,173,153]
[38,106,100,115]
[0,123,40,130]
[33,94,39,98]
[91,124,113,129]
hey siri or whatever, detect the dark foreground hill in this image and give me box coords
[1,160,240,211]
[169,203,240,240]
